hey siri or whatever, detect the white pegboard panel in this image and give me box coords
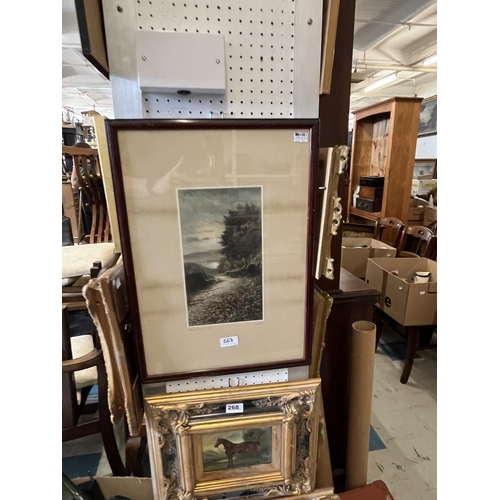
[165,368,289,393]
[135,0,306,118]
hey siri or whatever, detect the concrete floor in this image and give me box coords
[367,323,437,500]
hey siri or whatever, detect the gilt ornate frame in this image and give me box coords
[144,379,322,500]
[315,146,350,280]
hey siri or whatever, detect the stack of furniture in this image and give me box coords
[62,145,112,244]
[347,97,423,225]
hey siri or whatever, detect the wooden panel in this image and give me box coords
[384,101,422,224]
[349,207,381,222]
[352,97,421,121]
[346,120,373,220]
[369,117,390,177]
[320,0,341,95]
[317,0,356,292]
[351,123,373,177]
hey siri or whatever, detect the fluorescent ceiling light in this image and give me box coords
[364,73,397,93]
[423,55,437,66]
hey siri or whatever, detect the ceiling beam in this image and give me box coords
[352,63,436,73]
[405,41,437,66]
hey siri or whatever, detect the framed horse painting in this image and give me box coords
[106,119,319,382]
[144,379,322,500]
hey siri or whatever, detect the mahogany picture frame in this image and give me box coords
[105,119,319,383]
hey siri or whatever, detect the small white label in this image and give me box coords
[226,403,244,413]
[420,291,426,295]
[294,132,308,143]
[220,336,239,348]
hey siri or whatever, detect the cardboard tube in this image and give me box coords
[345,320,377,491]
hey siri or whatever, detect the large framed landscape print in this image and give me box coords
[106,119,319,382]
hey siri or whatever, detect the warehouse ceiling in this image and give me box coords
[61,0,437,118]
[350,0,437,111]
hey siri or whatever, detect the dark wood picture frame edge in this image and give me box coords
[105,119,319,384]
[74,0,110,80]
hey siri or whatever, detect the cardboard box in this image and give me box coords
[411,178,437,196]
[341,238,397,279]
[423,206,437,226]
[73,476,154,500]
[407,198,426,222]
[365,258,437,326]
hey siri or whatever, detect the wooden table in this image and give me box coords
[318,267,381,492]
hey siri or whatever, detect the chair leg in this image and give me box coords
[400,326,419,384]
[373,307,383,352]
[97,363,129,476]
[126,436,147,477]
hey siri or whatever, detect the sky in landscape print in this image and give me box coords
[177,187,262,256]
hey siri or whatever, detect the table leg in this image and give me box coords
[400,326,419,384]
[419,325,435,347]
[372,307,383,352]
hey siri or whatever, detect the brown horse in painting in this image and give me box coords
[214,438,260,468]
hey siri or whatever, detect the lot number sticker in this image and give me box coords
[226,403,244,413]
[220,336,239,347]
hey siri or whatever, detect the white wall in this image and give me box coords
[416,134,437,158]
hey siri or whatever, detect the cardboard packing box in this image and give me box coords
[365,257,437,326]
[423,206,437,226]
[73,476,154,500]
[411,178,437,196]
[341,238,397,279]
[407,198,426,222]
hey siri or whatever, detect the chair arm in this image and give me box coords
[62,349,103,373]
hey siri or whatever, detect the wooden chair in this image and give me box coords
[426,235,437,261]
[397,225,434,258]
[374,308,436,384]
[63,145,112,244]
[62,303,129,476]
[372,217,404,248]
[62,243,117,310]
[83,259,147,476]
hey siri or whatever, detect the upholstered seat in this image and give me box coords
[62,242,115,283]
[70,334,98,404]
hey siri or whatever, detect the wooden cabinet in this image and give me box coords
[347,97,422,224]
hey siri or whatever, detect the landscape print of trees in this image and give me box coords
[177,187,263,327]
